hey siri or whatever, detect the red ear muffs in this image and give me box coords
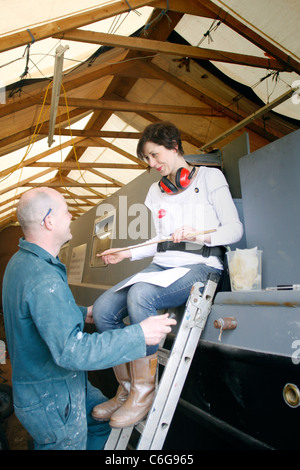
[158,167,196,194]
[158,177,178,194]
[175,166,196,189]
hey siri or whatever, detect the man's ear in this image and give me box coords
[43,216,53,230]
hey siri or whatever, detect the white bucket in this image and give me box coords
[226,247,262,291]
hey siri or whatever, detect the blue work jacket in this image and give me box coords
[2,238,145,446]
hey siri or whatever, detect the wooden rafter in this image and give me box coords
[57,28,288,71]
[0,0,158,53]
[0,2,299,230]
[0,108,89,155]
[198,0,300,75]
[201,86,300,150]
[0,137,85,178]
[55,185,107,202]
[52,8,184,182]
[45,176,108,199]
[0,54,134,121]
[52,130,142,139]
[138,60,291,141]
[27,182,120,188]
[29,162,144,169]
[0,169,55,197]
[55,96,219,116]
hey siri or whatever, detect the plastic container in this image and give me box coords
[226,248,262,291]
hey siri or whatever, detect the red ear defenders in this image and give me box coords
[158,166,196,194]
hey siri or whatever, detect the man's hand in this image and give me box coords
[85,305,94,324]
[140,313,177,345]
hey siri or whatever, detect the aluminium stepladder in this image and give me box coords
[104,272,220,451]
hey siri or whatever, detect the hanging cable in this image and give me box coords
[196,19,222,47]
[0,81,52,184]
[58,83,103,206]
[142,0,170,36]
[9,44,32,97]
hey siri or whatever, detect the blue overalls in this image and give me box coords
[2,238,146,450]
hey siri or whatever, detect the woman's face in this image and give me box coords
[142,141,179,177]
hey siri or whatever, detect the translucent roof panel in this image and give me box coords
[1,4,153,86]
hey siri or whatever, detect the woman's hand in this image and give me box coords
[171,226,211,244]
[97,248,132,265]
[172,226,197,243]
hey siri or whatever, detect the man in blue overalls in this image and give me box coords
[2,187,175,450]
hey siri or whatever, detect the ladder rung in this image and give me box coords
[104,279,219,451]
[158,347,170,365]
[135,420,145,434]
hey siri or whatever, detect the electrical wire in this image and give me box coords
[0,80,52,184]
[196,19,222,47]
[55,83,105,209]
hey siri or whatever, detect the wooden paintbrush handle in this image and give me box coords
[97,229,216,257]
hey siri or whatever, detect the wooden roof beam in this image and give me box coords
[26,182,120,188]
[0,168,55,197]
[152,0,214,17]
[201,86,300,150]
[57,29,287,70]
[140,60,293,140]
[86,168,124,188]
[63,195,104,200]
[198,0,300,75]
[0,0,157,53]
[0,194,21,208]
[0,216,18,230]
[0,57,134,120]
[0,108,88,154]
[51,129,142,139]
[54,9,184,180]
[29,162,145,170]
[55,185,106,201]
[132,111,205,148]
[56,96,219,116]
[55,176,107,199]
[0,137,85,178]
[76,137,146,166]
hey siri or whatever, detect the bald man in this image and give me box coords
[2,188,175,450]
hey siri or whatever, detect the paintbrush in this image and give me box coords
[97,229,216,257]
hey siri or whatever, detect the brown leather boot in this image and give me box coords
[109,352,157,428]
[92,362,131,421]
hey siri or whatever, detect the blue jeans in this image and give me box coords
[93,263,222,355]
[85,382,111,451]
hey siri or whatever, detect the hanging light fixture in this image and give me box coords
[48,44,69,147]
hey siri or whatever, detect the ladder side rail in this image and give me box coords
[137,325,203,450]
[105,276,219,451]
[105,289,201,451]
[104,316,170,450]
[104,426,134,450]
[139,326,204,449]
[135,282,203,433]
[137,277,219,450]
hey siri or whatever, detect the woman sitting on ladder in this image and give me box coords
[92,121,243,428]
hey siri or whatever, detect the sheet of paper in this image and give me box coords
[67,243,87,284]
[116,267,195,291]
